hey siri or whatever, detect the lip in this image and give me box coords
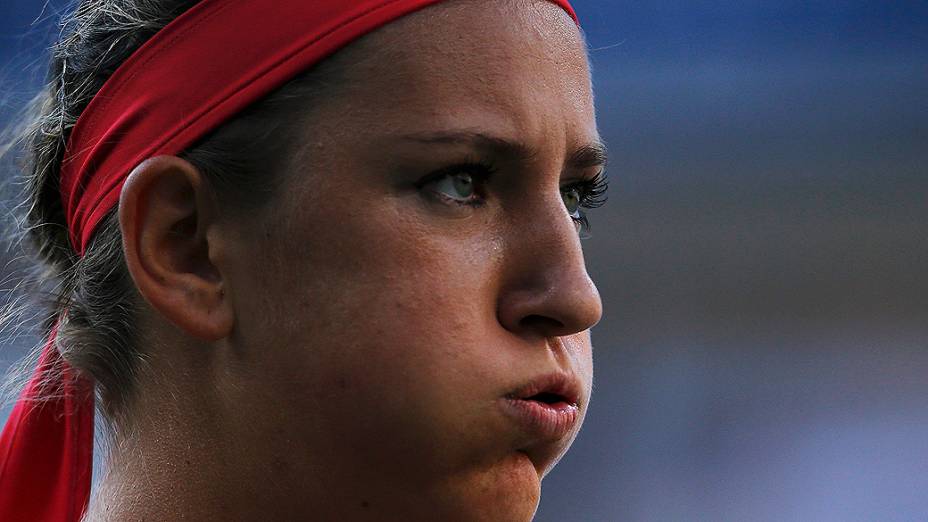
[500,372,582,441]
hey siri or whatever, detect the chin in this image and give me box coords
[434,451,542,522]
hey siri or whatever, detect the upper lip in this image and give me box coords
[505,371,582,407]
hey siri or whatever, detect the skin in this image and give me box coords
[87,1,603,520]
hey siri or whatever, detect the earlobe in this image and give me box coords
[119,155,234,341]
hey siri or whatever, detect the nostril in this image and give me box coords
[519,314,564,333]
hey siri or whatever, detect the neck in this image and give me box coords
[83,388,239,521]
[81,365,424,521]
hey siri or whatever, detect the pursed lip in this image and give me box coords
[499,372,583,443]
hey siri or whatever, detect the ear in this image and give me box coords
[119,155,233,341]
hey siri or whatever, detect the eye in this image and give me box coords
[418,162,494,207]
[561,186,583,216]
[561,172,609,239]
[434,172,477,202]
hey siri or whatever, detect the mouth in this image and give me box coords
[500,372,582,443]
[519,391,577,408]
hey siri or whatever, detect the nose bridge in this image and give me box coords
[496,191,603,338]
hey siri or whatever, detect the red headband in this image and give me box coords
[0,0,579,520]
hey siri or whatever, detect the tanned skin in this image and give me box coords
[87,1,603,520]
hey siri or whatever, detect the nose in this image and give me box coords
[496,195,603,339]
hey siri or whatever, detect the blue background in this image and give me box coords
[2,1,927,520]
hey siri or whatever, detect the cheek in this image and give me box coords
[564,332,594,379]
[235,192,509,461]
[260,185,501,344]
[564,332,595,413]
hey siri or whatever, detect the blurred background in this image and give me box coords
[1,1,926,520]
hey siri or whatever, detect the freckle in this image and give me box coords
[337,376,348,390]
[272,456,291,474]
[360,501,371,509]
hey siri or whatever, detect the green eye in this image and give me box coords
[561,186,582,216]
[434,172,476,201]
[560,173,608,240]
[561,184,591,239]
[418,162,494,208]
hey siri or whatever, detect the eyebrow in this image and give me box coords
[568,142,609,171]
[400,130,608,171]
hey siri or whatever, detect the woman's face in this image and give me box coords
[221,1,602,519]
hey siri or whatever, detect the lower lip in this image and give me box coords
[499,398,579,441]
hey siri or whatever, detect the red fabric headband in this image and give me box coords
[0,0,579,520]
[62,0,577,255]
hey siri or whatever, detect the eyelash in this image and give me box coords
[418,161,609,229]
[561,171,609,233]
[563,171,609,208]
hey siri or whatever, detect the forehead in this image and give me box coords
[309,0,596,151]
